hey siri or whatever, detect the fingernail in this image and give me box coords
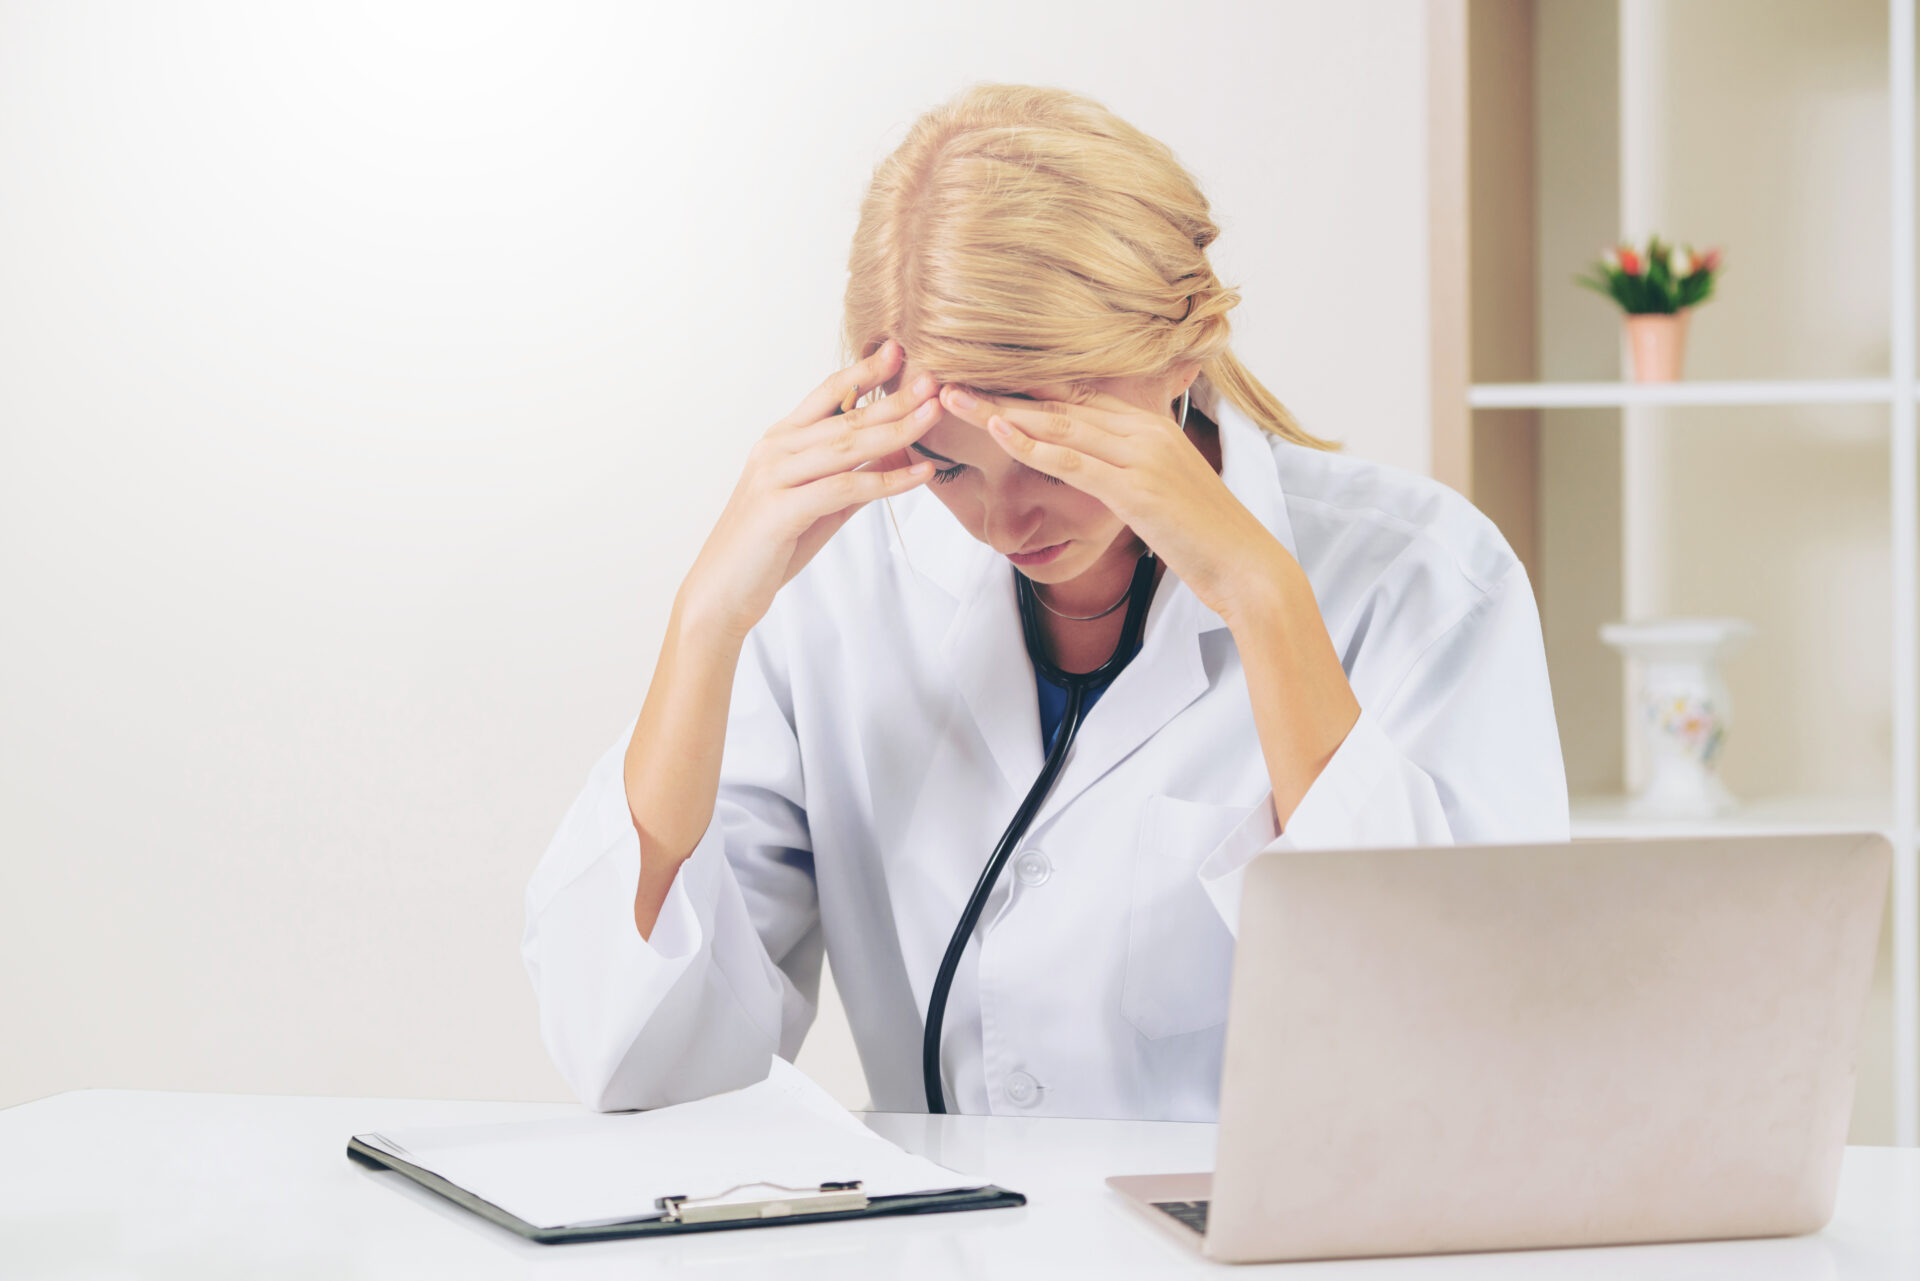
[946,387,976,409]
[988,417,1011,437]
[916,400,939,421]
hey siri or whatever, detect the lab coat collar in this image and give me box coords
[886,377,1300,801]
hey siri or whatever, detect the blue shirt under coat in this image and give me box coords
[1034,635,1144,753]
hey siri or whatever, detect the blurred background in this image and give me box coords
[2,0,1911,1146]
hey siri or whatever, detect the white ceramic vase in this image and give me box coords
[1600,618,1756,818]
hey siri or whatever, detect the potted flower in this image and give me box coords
[1574,236,1723,382]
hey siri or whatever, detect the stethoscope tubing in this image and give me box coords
[921,550,1160,1114]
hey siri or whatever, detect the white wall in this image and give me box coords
[0,0,1431,1110]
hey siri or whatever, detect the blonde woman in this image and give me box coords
[523,84,1569,1121]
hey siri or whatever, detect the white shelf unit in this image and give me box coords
[1570,794,1893,841]
[1470,381,1896,408]
[1434,0,1918,1144]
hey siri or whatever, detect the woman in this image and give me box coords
[522,84,1569,1122]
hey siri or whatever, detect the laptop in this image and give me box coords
[1107,832,1890,1263]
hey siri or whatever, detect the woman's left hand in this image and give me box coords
[938,383,1293,624]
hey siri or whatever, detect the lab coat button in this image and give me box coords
[1014,850,1051,887]
[1006,1071,1040,1107]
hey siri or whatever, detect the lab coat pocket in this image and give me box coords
[1120,794,1249,1040]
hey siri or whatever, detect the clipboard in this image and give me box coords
[346,1135,1026,1244]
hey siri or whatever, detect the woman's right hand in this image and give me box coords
[677,340,941,644]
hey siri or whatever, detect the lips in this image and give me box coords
[1006,541,1067,566]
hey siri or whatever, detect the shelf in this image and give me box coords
[1469,380,1894,409]
[1570,793,1891,841]
[1444,0,1919,1146]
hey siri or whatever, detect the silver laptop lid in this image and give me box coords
[1204,832,1890,1264]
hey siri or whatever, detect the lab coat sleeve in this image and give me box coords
[1197,559,1570,931]
[520,614,821,1112]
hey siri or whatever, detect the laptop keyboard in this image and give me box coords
[1151,1199,1211,1234]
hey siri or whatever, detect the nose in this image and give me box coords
[979,481,1045,554]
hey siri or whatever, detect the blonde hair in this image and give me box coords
[841,83,1339,451]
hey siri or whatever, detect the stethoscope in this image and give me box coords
[920,547,1161,1114]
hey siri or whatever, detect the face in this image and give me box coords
[880,364,1193,586]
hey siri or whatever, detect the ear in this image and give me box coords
[1160,359,1203,408]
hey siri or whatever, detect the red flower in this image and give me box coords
[1617,246,1644,276]
[1697,247,1722,273]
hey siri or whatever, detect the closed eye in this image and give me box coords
[911,441,1065,486]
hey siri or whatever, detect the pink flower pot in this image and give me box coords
[1625,310,1691,382]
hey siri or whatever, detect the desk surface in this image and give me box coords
[3,1088,1918,1278]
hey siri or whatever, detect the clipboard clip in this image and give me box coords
[655,1180,868,1224]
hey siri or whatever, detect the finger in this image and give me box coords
[788,457,935,521]
[984,414,1122,495]
[943,387,1132,468]
[1023,382,1141,427]
[786,371,939,450]
[780,341,904,430]
[1077,387,1177,429]
[940,384,1134,435]
[776,395,943,488]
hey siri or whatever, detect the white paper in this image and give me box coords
[357,1060,988,1230]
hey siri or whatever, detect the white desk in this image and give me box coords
[3,1089,1917,1278]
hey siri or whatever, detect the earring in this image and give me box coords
[1176,388,1190,430]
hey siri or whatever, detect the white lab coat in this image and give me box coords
[522,377,1570,1121]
